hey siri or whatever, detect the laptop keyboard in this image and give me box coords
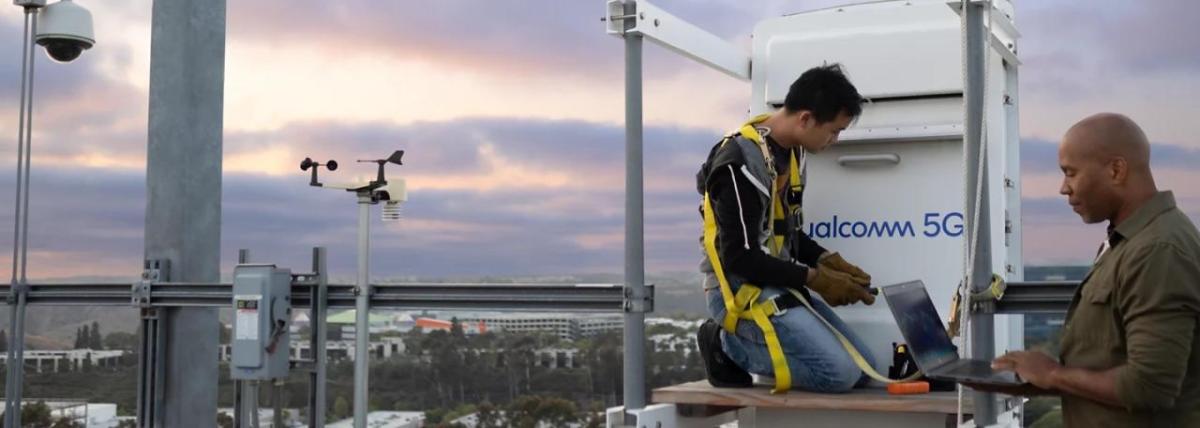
[940,359,997,377]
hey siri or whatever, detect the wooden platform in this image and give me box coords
[653,381,971,415]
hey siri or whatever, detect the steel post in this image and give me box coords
[241,381,259,428]
[962,1,997,424]
[309,247,328,428]
[4,8,37,426]
[354,197,371,427]
[234,249,251,428]
[621,0,647,420]
[273,380,284,427]
[145,0,226,424]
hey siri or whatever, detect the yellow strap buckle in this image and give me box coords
[762,294,789,317]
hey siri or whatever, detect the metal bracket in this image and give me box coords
[602,1,634,34]
[6,280,27,305]
[1004,209,1012,247]
[134,259,169,308]
[946,0,1022,66]
[603,0,751,81]
[131,282,152,308]
[983,281,1080,314]
[353,284,374,297]
[971,299,996,315]
[623,284,655,313]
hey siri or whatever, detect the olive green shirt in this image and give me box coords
[1059,191,1200,427]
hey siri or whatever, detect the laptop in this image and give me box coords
[883,280,1025,386]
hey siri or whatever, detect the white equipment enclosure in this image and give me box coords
[607,0,1024,427]
[753,0,1023,380]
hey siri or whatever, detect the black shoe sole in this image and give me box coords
[698,320,752,388]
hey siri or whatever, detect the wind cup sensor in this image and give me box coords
[299,157,338,187]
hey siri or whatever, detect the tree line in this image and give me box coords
[7,319,706,426]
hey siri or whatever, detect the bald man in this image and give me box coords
[974,113,1200,427]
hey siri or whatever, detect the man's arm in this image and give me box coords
[1049,366,1121,407]
[708,164,809,290]
[990,243,1200,410]
[1108,242,1200,410]
[790,229,826,267]
[983,351,1118,405]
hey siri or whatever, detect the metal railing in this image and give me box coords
[1,247,652,428]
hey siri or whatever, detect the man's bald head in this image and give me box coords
[1058,113,1158,225]
[1062,112,1151,173]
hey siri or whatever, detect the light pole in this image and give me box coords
[4,1,93,426]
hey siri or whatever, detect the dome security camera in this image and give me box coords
[34,0,94,63]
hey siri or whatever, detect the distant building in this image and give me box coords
[433,313,623,341]
[1,401,120,428]
[574,316,624,339]
[646,317,704,330]
[287,310,626,342]
[0,349,124,374]
[327,411,424,428]
[414,317,487,334]
[327,310,405,341]
[532,347,578,369]
[450,411,584,428]
[649,333,696,356]
[219,337,405,363]
[216,408,301,427]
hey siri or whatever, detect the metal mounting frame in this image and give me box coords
[605,0,751,81]
[977,281,1078,314]
[0,281,651,312]
[136,259,170,428]
[0,247,652,426]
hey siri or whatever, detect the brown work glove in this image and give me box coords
[808,265,875,306]
[818,252,871,286]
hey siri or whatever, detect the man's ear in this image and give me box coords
[796,110,814,130]
[1110,157,1128,185]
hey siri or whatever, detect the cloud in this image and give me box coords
[1021,138,1200,174]
[5,0,1200,280]
[0,13,149,173]
[222,117,714,193]
[1021,194,1200,266]
[1021,0,1200,75]
[227,0,746,80]
[1015,1,1200,146]
[1087,0,1200,73]
[0,20,97,103]
[9,123,1200,280]
[0,117,718,280]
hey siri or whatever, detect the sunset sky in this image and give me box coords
[0,0,1197,280]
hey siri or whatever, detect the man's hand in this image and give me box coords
[819,252,871,286]
[992,351,1061,390]
[808,265,875,306]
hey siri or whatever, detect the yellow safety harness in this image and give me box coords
[701,115,920,394]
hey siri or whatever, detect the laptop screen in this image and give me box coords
[883,281,959,371]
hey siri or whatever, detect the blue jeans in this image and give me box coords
[706,287,876,393]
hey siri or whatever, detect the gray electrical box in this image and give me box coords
[231,264,292,380]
